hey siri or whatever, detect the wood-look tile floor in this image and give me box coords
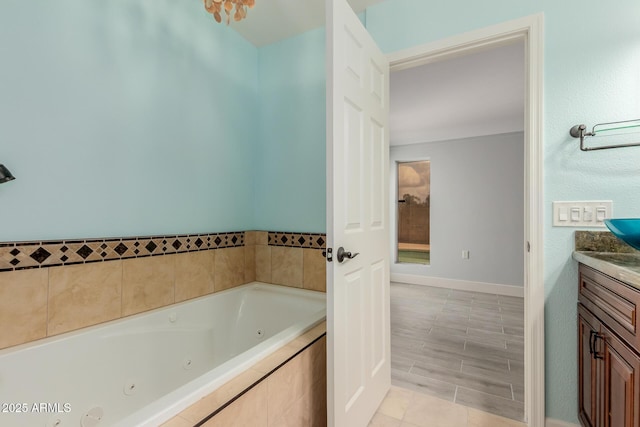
[370,386,527,427]
[390,282,525,422]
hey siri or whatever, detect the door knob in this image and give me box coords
[336,247,359,263]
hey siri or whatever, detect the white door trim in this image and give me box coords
[386,14,545,427]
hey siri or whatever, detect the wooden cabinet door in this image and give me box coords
[580,306,601,427]
[601,326,640,427]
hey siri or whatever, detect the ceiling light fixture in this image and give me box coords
[203,0,255,25]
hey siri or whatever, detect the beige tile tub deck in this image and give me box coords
[202,381,269,427]
[178,368,266,424]
[160,415,194,427]
[162,321,327,427]
[267,350,307,425]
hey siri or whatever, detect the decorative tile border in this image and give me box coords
[0,232,245,272]
[268,232,326,249]
[0,230,328,272]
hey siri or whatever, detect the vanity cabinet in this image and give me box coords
[578,264,640,427]
[578,304,600,427]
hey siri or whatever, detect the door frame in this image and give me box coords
[386,14,545,426]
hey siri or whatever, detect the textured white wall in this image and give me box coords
[390,132,525,287]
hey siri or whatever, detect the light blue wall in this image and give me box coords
[254,28,326,233]
[366,0,640,422]
[0,0,326,240]
[0,0,258,241]
[251,0,640,421]
[2,1,639,421]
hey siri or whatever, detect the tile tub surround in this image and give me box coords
[0,231,245,272]
[255,231,327,292]
[162,323,327,427]
[267,231,326,249]
[0,247,249,350]
[0,230,327,351]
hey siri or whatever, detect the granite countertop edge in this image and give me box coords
[573,251,640,289]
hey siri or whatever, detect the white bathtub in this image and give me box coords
[0,282,326,427]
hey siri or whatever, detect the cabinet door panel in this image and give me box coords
[579,305,601,427]
[579,265,639,349]
[602,326,640,427]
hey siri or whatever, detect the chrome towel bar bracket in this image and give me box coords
[569,119,640,151]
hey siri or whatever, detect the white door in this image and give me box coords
[326,0,390,425]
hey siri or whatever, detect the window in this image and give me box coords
[397,160,430,265]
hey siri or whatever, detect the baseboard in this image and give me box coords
[390,273,524,297]
[545,418,580,427]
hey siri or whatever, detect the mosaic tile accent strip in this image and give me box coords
[268,232,326,249]
[0,232,244,272]
[575,230,639,253]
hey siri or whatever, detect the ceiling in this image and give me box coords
[229,0,385,46]
[226,1,524,146]
[390,42,525,146]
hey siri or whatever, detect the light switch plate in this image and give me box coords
[553,201,613,227]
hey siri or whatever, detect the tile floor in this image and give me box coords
[370,386,527,427]
[390,282,525,421]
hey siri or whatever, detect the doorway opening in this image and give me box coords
[389,40,526,421]
[325,6,544,426]
[384,15,544,427]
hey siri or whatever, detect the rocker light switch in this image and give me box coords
[583,207,593,222]
[558,208,568,222]
[570,207,581,222]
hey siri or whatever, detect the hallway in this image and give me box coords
[390,282,525,421]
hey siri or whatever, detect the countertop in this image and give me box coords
[573,251,640,289]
